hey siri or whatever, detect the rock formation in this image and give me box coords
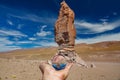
[54,1,87,67]
[55,1,76,49]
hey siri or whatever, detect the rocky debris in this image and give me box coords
[90,63,96,68]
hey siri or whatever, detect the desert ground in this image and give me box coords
[0,58,120,80]
[0,41,120,80]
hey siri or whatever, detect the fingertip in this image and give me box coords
[65,63,74,70]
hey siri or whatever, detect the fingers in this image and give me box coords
[39,61,49,73]
[58,63,73,77]
[47,60,52,65]
[39,61,45,73]
[64,62,73,71]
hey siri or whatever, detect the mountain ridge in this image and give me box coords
[0,41,120,62]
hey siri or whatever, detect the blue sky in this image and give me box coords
[0,0,120,52]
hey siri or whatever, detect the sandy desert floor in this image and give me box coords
[0,58,120,80]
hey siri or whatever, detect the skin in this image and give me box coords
[39,55,73,80]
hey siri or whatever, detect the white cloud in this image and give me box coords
[17,24,24,29]
[36,41,57,47]
[16,41,32,44]
[7,20,14,25]
[99,18,108,25]
[99,18,108,22]
[0,37,14,45]
[0,37,21,52]
[1,5,56,24]
[0,29,27,37]
[76,33,120,44]
[113,12,117,15]
[9,14,56,24]
[13,37,19,41]
[28,37,36,41]
[15,40,57,48]
[36,25,52,37]
[0,45,21,52]
[75,19,120,34]
[16,39,56,47]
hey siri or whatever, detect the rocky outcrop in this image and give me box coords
[54,1,87,68]
[55,1,76,48]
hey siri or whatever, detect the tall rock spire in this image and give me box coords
[53,1,87,67]
[55,1,76,49]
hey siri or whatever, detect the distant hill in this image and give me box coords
[76,41,120,54]
[0,41,120,62]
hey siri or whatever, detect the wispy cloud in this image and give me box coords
[17,24,24,29]
[75,19,120,34]
[0,5,56,25]
[28,37,37,41]
[36,25,52,37]
[113,12,117,16]
[0,37,14,45]
[14,39,56,48]
[0,37,21,52]
[76,33,120,44]
[9,13,56,24]
[7,20,14,25]
[16,41,33,44]
[0,29,27,37]
[35,41,57,47]
[0,45,21,52]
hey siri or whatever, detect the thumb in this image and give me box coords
[65,63,73,71]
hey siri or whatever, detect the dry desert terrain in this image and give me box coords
[0,41,120,80]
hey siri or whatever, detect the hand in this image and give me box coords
[39,61,73,80]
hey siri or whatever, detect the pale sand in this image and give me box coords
[0,58,120,80]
